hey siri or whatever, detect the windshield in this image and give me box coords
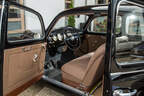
[52,15,88,31]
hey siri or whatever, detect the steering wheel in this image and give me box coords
[63,26,81,50]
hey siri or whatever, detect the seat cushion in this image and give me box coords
[62,52,94,84]
[61,44,105,91]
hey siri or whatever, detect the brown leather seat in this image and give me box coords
[61,44,105,91]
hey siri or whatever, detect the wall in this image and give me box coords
[74,0,96,7]
[87,0,96,5]
[74,0,85,7]
[74,0,96,28]
[24,0,65,28]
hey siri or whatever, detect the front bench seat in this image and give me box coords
[61,44,105,91]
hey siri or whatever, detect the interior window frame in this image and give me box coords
[6,1,45,45]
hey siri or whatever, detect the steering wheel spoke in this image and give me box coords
[63,26,81,50]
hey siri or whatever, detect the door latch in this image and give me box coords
[113,88,137,96]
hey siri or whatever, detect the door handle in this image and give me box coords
[33,54,38,63]
[113,88,137,96]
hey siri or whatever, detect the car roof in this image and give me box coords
[58,4,143,17]
[63,4,108,14]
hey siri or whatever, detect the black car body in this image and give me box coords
[0,0,144,96]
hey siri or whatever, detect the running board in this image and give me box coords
[42,75,89,96]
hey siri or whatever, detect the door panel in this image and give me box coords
[3,43,46,95]
[2,2,46,96]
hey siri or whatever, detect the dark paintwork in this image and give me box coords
[0,1,8,96]
[0,0,144,96]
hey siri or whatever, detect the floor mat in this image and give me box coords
[44,69,61,81]
[36,87,65,96]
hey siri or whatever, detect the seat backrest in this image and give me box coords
[82,44,105,87]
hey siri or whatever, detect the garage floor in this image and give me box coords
[18,80,75,96]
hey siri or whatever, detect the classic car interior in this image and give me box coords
[44,9,108,95]
[44,4,144,95]
[1,0,144,96]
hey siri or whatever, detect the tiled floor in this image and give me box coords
[18,80,74,96]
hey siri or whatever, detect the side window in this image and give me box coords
[89,16,122,33]
[8,5,44,42]
[89,16,107,33]
[115,1,144,66]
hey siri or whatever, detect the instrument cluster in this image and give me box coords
[47,27,82,50]
[48,32,74,44]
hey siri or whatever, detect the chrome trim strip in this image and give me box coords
[42,75,88,96]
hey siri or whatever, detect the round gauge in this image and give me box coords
[57,34,63,41]
[70,36,75,40]
[67,33,72,37]
[52,35,57,41]
[63,34,66,39]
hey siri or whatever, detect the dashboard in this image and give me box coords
[47,27,82,56]
[48,32,72,44]
[47,27,82,47]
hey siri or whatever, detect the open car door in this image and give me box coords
[104,0,144,96]
[0,1,47,96]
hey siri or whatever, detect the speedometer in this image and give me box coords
[52,35,57,41]
[57,34,63,41]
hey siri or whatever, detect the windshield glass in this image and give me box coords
[52,15,88,31]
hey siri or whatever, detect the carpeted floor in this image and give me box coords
[18,80,74,96]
